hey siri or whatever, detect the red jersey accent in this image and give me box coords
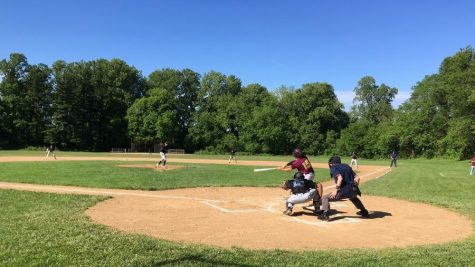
[290,157,314,174]
[471,156,475,166]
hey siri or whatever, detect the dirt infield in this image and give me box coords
[0,156,472,250]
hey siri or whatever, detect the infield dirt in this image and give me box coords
[0,156,472,250]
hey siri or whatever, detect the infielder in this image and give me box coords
[350,151,358,169]
[319,156,369,221]
[228,148,237,163]
[281,172,322,216]
[156,142,169,169]
[45,144,57,160]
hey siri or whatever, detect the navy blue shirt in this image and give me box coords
[330,163,356,187]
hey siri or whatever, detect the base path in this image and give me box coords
[0,156,472,250]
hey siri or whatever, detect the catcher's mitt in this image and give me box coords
[281,180,290,190]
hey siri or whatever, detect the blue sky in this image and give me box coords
[1,0,474,110]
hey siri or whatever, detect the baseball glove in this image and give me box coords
[281,180,290,190]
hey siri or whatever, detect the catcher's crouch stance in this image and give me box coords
[281,172,323,216]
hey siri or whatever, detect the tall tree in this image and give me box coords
[352,76,398,124]
[146,68,200,148]
[49,59,145,151]
[0,53,53,147]
[189,71,242,151]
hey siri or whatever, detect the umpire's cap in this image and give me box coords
[328,156,341,165]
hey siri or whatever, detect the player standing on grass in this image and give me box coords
[470,153,475,175]
[277,148,315,181]
[390,150,398,168]
[156,142,169,169]
[228,148,237,163]
[45,144,57,160]
[350,151,358,169]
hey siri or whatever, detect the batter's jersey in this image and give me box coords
[287,157,314,174]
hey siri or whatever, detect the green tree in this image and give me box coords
[146,68,200,148]
[49,59,144,151]
[189,71,242,152]
[352,76,398,124]
[0,53,53,147]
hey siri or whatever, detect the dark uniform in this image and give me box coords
[282,173,321,215]
[228,149,237,163]
[390,151,398,167]
[319,156,368,221]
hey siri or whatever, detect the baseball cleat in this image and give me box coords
[313,210,324,216]
[283,207,293,216]
[356,209,370,217]
[318,211,330,221]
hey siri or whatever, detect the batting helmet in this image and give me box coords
[292,148,305,158]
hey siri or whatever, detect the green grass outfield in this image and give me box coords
[0,153,474,266]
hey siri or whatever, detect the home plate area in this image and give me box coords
[200,197,361,228]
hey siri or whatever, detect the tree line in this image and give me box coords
[1,47,474,159]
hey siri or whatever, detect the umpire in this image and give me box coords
[319,156,369,221]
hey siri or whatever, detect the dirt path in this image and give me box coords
[0,156,472,250]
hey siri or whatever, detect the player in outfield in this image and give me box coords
[470,153,475,175]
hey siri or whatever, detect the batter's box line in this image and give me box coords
[201,200,262,213]
[288,217,360,228]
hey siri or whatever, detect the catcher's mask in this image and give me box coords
[292,148,304,158]
[293,172,305,180]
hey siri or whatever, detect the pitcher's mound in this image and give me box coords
[116,164,185,171]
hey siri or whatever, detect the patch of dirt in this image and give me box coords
[0,156,472,250]
[116,164,185,171]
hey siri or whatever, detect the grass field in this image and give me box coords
[0,153,474,266]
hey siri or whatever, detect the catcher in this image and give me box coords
[281,172,323,216]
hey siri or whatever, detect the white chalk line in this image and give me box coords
[439,173,445,177]
[287,217,361,228]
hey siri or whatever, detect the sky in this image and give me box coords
[1,0,474,110]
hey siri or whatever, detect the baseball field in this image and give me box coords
[0,151,474,266]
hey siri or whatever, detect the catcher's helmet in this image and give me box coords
[292,148,304,158]
[293,172,305,180]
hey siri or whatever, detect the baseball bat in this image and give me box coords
[253,167,278,172]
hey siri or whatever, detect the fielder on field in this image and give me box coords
[350,151,358,169]
[470,153,475,175]
[156,142,169,169]
[228,148,237,163]
[45,144,57,160]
